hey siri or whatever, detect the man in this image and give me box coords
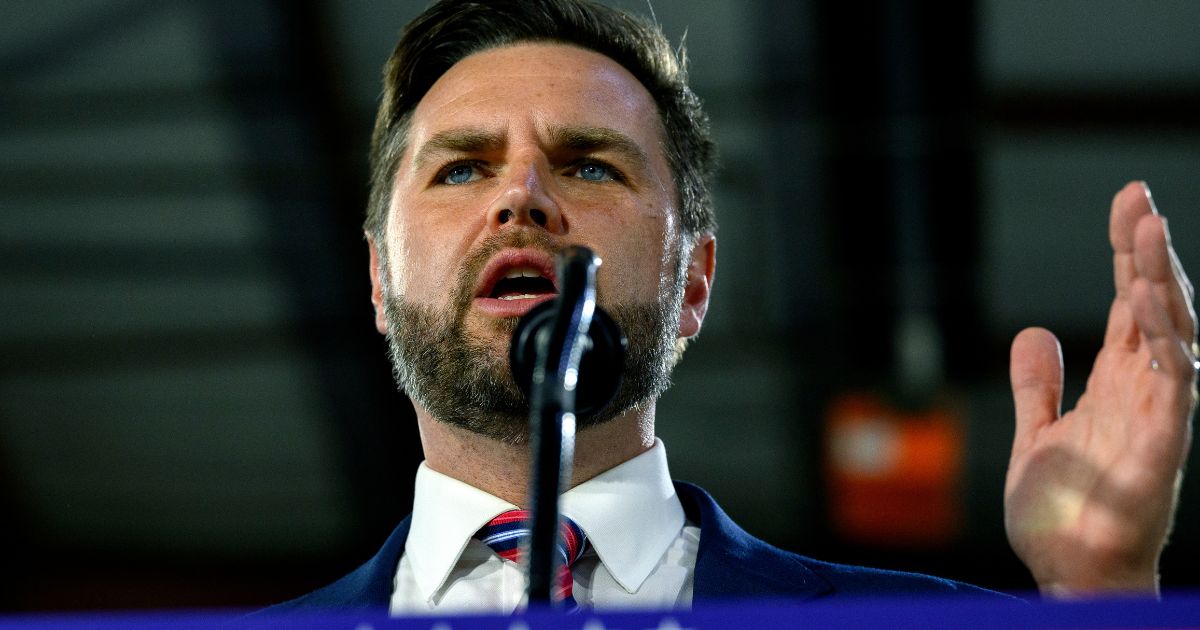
[270,0,1197,613]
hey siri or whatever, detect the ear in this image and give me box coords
[677,233,716,339]
[367,235,389,335]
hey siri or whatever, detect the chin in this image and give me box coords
[457,315,520,363]
[465,315,518,342]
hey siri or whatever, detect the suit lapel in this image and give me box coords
[265,516,412,611]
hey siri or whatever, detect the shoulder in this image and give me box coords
[258,516,413,613]
[673,481,1019,602]
[796,554,1013,598]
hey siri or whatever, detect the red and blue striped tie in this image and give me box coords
[474,509,589,609]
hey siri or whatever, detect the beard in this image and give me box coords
[382,230,685,445]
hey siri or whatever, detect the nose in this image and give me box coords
[487,158,566,234]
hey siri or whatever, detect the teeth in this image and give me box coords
[503,266,543,279]
[498,294,540,301]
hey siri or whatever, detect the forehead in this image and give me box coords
[408,42,663,148]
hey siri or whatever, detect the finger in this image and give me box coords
[1103,295,1140,349]
[1135,213,1197,342]
[1146,184,1197,306]
[1167,238,1195,306]
[1110,181,1155,299]
[1131,277,1197,380]
[1010,327,1064,451]
[1164,220,1197,341]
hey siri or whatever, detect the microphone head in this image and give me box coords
[509,300,627,417]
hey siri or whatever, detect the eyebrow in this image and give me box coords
[412,128,506,172]
[549,125,649,171]
[410,125,651,172]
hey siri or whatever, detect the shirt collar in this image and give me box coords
[406,463,519,602]
[560,439,685,594]
[404,439,685,601]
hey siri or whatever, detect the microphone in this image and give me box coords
[507,245,626,606]
[509,249,627,417]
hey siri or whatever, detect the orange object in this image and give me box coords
[824,392,964,546]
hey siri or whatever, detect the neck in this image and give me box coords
[415,404,656,507]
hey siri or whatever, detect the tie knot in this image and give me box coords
[474,509,589,608]
[474,509,589,567]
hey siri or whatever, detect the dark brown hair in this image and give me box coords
[364,0,717,242]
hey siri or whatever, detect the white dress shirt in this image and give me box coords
[389,439,700,615]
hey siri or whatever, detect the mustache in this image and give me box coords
[449,229,565,321]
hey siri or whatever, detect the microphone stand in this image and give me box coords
[524,246,600,607]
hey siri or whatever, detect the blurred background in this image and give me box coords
[2,0,1199,611]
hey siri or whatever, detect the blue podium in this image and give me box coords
[4,595,1200,629]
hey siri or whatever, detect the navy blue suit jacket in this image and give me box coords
[267,481,1010,611]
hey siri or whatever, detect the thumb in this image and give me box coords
[1010,327,1064,451]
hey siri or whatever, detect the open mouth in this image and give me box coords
[472,249,560,316]
[488,267,558,300]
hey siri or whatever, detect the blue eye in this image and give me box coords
[443,163,478,185]
[576,163,612,181]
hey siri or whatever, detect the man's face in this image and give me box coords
[372,43,701,442]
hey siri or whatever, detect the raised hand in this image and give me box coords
[1004,182,1197,597]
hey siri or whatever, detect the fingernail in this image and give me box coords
[1142,181,1160,215]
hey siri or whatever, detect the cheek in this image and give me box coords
[382,223,413,298]
[386,213,446,300]
[591,212,679,304]
[387,204,483,304]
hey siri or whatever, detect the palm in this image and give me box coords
[1004,182,1197,596]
